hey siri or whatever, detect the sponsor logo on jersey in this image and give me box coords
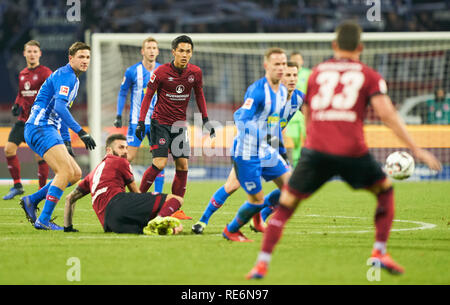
[176,85,185,94]
[24,81,31,90]
[242,98,254,110]
[59,86,70,96]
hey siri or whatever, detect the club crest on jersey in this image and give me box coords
[150,73,156,83]
[188,75,195,83]
[59,86,70,96]
[176,85,185,94]
[242,98,254,110]
[159,138,166,145]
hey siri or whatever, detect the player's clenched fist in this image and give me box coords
[78,129,96,150]
[135,120,146,141]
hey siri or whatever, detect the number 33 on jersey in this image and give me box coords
[304,58,388,157]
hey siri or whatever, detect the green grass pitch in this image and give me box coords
[0,181,448,285]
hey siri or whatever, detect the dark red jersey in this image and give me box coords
[304,58,387,157]
[139,61,208,125]
[77,154,134,226]
[15,65,52,122]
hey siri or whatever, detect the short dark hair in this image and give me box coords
[335,21,362,51]
[287,61,299,69]
[106,134,127,148]
[172,35,194,50]
[68,42,91,57]
[24,40,41,50]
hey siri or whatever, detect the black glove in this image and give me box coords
[202,117,216,139]
[113,114,122,128]
[64,225,79,232]
[64,141,75,157]
[11,104,22,116]
[78,129,96,150]
[135,121,146,141]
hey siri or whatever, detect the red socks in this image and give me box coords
[37,160,49,189]
[261,205,295,254]
[140,164,162,193]
[375,187,395,243]
[6,155,21,185]
[158,197,182,217]
[172,170,188,197]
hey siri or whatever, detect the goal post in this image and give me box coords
[88,32,450,181]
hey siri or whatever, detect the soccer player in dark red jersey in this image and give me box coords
[3,40,52,200]
[247,21,442,279]
[63,134,184,235]
[136,35,215,198]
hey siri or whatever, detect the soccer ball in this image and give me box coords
[384,151,415,180]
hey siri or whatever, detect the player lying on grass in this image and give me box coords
[246,21,442,280]
[192,61,304,234]
[62,134,183,235]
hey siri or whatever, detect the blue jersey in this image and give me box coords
[117,61,160,125]
[231,77,288,160]
[27,63,81,133]
[277,88,305,155]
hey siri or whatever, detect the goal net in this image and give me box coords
[89,32,450,183]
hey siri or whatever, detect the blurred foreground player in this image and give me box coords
[3,40,52,200]
[247,21,442,279]
[63,134,183,235]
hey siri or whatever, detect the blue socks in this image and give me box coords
[227,201,264,233]
[38,185,64,224]
[200,186,230,224]
[27,181,72,207]
[261,189,281,222]
[154,169,165,193]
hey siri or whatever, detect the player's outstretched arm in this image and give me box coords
[64,187,88,232]
[371,94,442,171]
[127,181,140,193]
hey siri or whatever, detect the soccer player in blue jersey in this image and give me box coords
[220,47,292,242]
[113,37,165,193]
[20,42,96,230]
[192,61,304,235]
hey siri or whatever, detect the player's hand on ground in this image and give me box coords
[78,129,97,150]
[413,148,442,171]
[135,121,145,141]
[11,104,22,116]
[113,115,122,128]
[202,117,216,139]
[64,225,79,233]
[64,141,75,157]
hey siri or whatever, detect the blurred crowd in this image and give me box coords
[1,0,449,53]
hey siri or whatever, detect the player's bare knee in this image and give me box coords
[4,143,16,157]
[224,179,240,194]
[153,158,167,170]
[167,194,183,205]
[368,178,392,195]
